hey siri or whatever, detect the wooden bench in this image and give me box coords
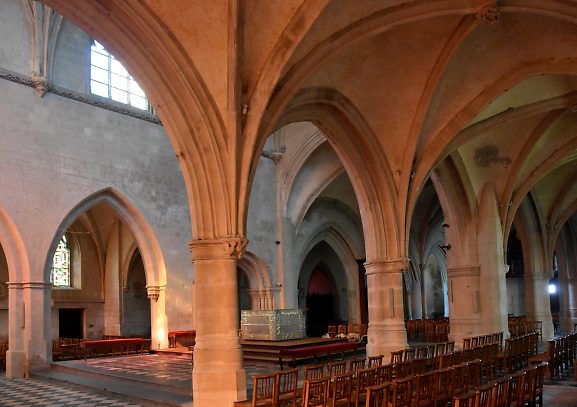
[278,341,359,370]
[168,330,196,348]
[80,338,148,360]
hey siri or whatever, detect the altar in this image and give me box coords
[241,309,306,341]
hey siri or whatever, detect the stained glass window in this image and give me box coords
[52,235,71,287]
[90,40,149,111]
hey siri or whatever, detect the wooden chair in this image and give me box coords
[351,367,377,407]
[368,354,384,367]
[328,360,348,379]
[328,325,337,338]
[376,363,394,384]
[337,325,347,336]
[403,348,415,362]
[349,358,366,374]
[365,382,391,407]
[433,367,453,407]
[393,361,413,379]
[452,390,476,407]
[465,359,481,388]
[387,376,414,407]
[474,383,495,407]
[391,350,404,364]
[451,363,468,398]
[304,364,325,381]
[532,362,547,407]
[275,368,299,407]
[302,377,329,407]
[302,365,325,401]
[329,372,353,407]
[508,370,526,407]
[463,338,472,350]
[518,365,537,407]
[413,371,435,407]
[492,376,511,407]
[251,372,277,407]
[415,347,428,360]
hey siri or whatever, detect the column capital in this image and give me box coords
[447,265,480,278]
[364,258,409,275]
[189,236,248,261]
[146,285,165,302]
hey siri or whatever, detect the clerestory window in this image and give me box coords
[90,40,149,111]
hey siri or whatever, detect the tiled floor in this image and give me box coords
[0,376,143,406]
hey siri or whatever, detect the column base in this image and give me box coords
[366,321,408,361]
[192,338,246,406]
[6,350,27,379]
[448,317,483,349]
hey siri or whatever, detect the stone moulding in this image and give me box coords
[0,67,162,125]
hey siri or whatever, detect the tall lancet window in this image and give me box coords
[52,235,71,287]
[90,40,149,110]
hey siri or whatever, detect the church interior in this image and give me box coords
[2,0,577,405]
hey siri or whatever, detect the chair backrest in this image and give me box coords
[391,350,404,364]
[330,372,353,407]
[302,377,329,407]
[304,364,325,381]
[465,359,481,389]
[433,368,453,405]
[414,371,435,404]
[376,363,394,384]
[393,361,413,379]
[367,354,383,367]
[474,383,495,407]
[390,376,414,407]
[450,363,468,396]
[365,382,391,407]
[337,324,347,335]
[508,370,526,406]
[328,360,348,378]
[403,348,415,361]
[452,390,476,407]
[492,376,511,407]
[327,325,337,338]
[520,365,537,405]
[251,372,276,407]
[275,369,299,406]
[349,357,366,373]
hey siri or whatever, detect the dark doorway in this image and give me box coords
[59,308,83,338]
[306,264,337,337]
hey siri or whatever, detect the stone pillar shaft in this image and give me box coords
[147,285,168,350]
[524,274,554,340]
[447,266,483,347]
[6,282,26,378]
[190,237,247,406]
[365,259,408,359]
[24,281,51,369]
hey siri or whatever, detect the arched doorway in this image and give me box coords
[237,267,252,325]
[304,262,338,337]
[506,226,526,317]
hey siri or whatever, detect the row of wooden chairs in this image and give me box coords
[327,324,368,339]
[508,316,543,342]
[501,333,540,374]
[529,332,577,379]
[363,359,484,407]
[52,337,83,361]
[463,332,503,351]
[405,319,450,342]
[390,342,456,364]
[452,362,547,407]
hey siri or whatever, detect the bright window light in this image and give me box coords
[548,284,556,294]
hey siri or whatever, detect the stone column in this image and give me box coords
[477,183,509,336]
[146,285,168,350]
[6,282,26,378]
[104,223,121,335]
[524,273,555,340]
[447,266,483,347]
[190,237,247,406]
[24,281,51,369]
[365,259,408,359]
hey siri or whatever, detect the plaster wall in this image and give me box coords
[0,3,193,338]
